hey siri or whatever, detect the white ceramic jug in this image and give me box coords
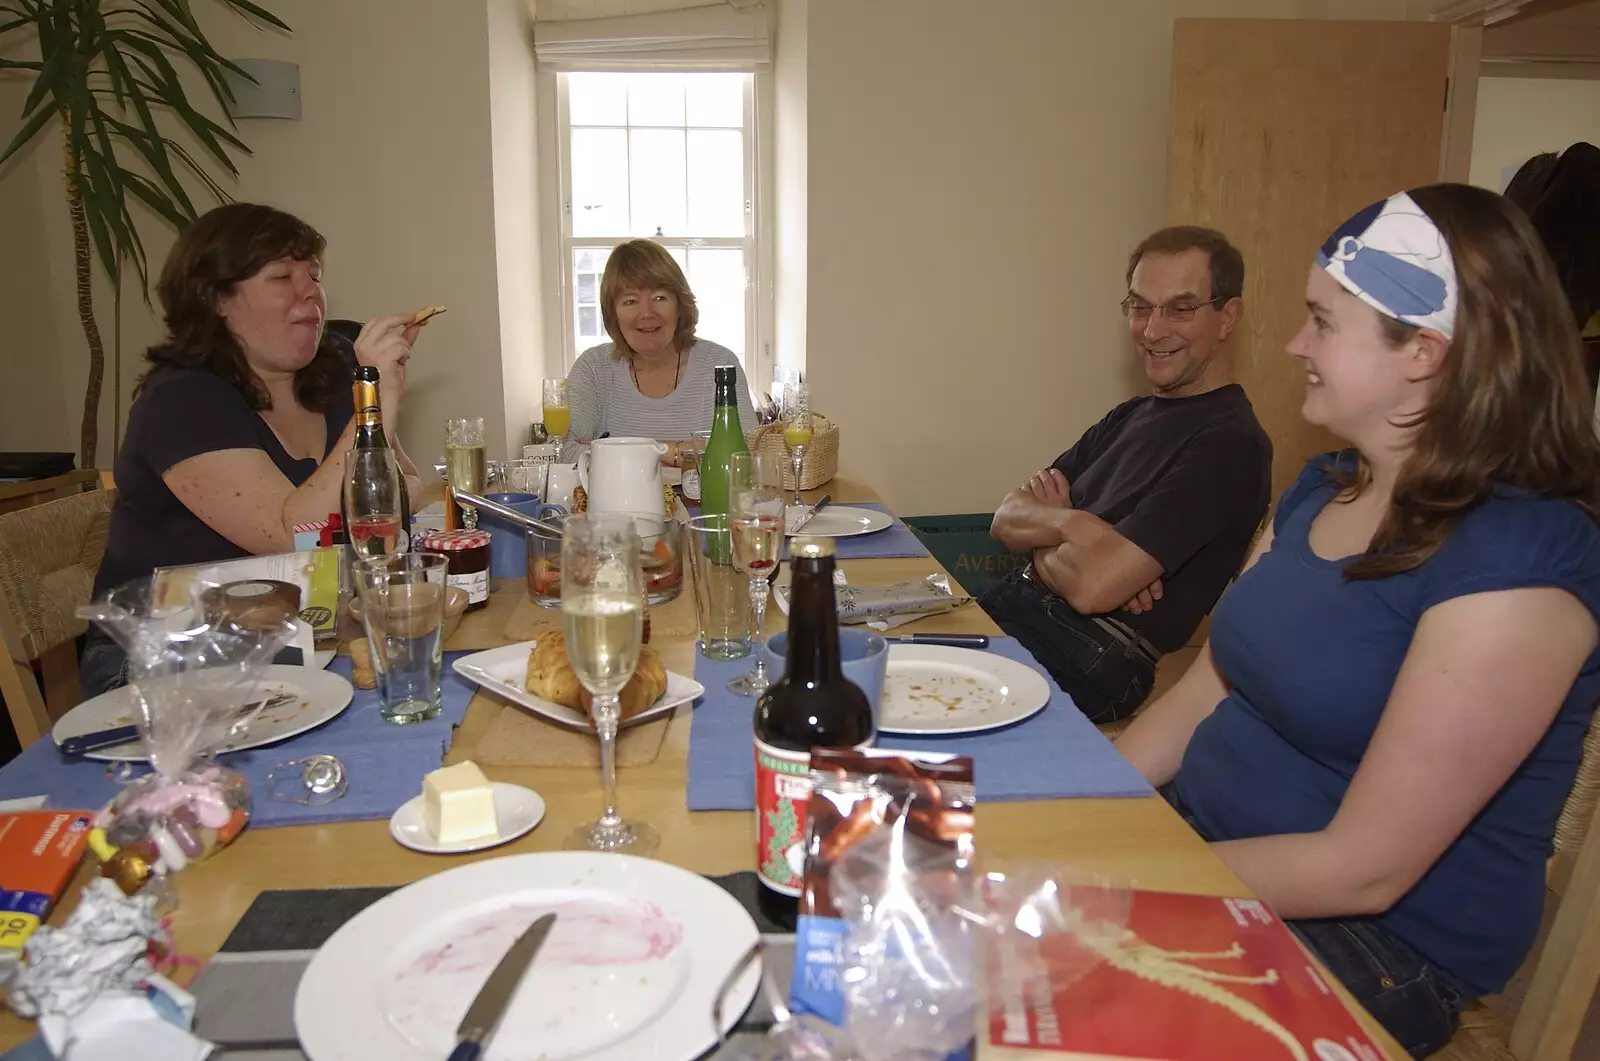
[577,437,667,516]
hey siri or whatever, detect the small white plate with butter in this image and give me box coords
[390,779,547,855]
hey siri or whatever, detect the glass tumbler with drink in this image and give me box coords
[445,416,488,529]
[543,378,571,459]
[727,451,786,696]
[781,382,812,511]
[352,552,449,724]
[684,513,751,660]
[561,514,659,854]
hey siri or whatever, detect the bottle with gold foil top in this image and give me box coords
[342,365,411,559]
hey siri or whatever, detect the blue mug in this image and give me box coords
[764,627,889,730]
[479,492,566,579]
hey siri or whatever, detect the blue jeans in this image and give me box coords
[1160,783,1463,1056]
[977,571,1154,723]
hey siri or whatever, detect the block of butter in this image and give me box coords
[421,761,499,844]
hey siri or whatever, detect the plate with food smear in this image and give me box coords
[876,644,1050,736]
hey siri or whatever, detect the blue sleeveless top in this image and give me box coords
[1174,455,1600,995]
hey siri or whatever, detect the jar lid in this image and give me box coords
[420,529,491,551]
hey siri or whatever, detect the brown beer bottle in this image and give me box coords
[753,537,874,929]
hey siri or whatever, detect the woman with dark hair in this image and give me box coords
[83,203,426,694]
[563,238,755,466]
[1116,184,1600,1055]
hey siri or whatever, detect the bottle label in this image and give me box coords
[447,569,487,606]
[754,738,812,897]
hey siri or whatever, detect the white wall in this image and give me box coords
[0,0,545,472]
[792,0,1425,517]
[0,72,71,457]
[1469,77,1600,191]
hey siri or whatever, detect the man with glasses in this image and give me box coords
[981,226,1271,724]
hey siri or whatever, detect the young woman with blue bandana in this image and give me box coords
[1117,184,1600,1055]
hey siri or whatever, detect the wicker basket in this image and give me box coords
[747,413,839,491]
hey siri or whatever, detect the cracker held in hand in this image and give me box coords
[524,630,667,721]
[410,304,447,327]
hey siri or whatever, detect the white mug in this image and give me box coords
[544,463,580,509]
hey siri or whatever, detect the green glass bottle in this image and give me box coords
[699,365,749,520]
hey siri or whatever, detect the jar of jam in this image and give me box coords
[418,529,491,611]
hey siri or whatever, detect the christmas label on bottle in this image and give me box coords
[754,738,812,896]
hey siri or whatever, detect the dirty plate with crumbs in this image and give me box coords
[49,664,355,761]
[877,645,1051,736]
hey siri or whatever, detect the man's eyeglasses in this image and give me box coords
[1120,294,1225,323]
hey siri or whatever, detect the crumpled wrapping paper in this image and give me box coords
[773,571,971,629]
[5,878,164,1019]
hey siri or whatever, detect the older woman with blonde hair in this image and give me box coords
[563,238,756,465]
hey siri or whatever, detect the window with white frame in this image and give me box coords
[557,71,758,374]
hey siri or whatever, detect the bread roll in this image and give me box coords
[524,630,666,722]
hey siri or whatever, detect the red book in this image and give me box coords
[982,888,1385,1061]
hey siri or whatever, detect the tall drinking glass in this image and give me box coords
[561,514,658,853]
[445,417,488,529]
[352,553,449,724]
[684,514,752,660]
[781,382,812,510]
[543,378,571,460]
[727,451,786,697]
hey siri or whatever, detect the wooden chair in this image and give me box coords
[1435,711,1600,1061]
[0,488,113,747]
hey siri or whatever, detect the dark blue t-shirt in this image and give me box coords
[94,366,353,595]
[1174,455,1600,996]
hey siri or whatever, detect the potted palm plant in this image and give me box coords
[0,0,289,468]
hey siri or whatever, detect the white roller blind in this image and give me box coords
[533,4,771,70]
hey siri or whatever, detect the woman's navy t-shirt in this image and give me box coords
[94,366,353,595]
[1174,454,1600,997]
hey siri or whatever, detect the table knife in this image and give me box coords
[59,692,295,757]
[883,634,990,648]
[447,912,558,1061]
[790,493,832,534]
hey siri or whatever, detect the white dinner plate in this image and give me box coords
[294,852,761,1061]
[452,641,705,733]
[788,504,894,538]
[51,664,355,762]
[876,645,1052,736]
[313,647,336,670]
[389,782,546,854]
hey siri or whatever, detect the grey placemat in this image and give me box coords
[191,873,790,1059]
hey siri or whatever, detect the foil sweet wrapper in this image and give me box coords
[836,574,969,625]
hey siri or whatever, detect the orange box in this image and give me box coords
[0,810,94,960]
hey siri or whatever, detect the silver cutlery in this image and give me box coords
[60,691,297,757]
[789,493,831,535]
[447,912,558,1061]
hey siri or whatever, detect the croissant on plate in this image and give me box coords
[524,629,667,721]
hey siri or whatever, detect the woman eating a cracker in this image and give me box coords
[84,203,431,695]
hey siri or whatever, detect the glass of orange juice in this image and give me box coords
[781,381,812,510]
[543,378,570,458]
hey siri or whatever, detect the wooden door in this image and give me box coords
[1168,19,1450,497]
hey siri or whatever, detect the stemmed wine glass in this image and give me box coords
[560,513,659,853]
[727,451,786,697]
[781,382,812,512]
[445,416,487,529]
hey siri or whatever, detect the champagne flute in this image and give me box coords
[727,451,786,697]
[561,513,658,853]
[543,378,571,461]
[781,382,812,512]
[445,416,488,529]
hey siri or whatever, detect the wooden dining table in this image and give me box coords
[0,474,1406,1057]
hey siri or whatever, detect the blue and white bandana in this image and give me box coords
[1316,191,1457,340]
